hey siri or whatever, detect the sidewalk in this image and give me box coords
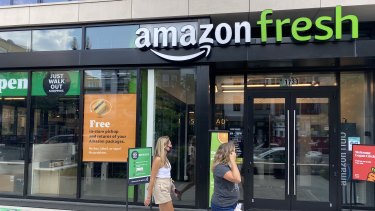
[0,204,181,211]
[0,198,206,211]
[0,206,71,211]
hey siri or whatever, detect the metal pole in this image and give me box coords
[126,181,129,211]
[126,158,129,211]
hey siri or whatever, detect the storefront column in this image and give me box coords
[195,65,211,208]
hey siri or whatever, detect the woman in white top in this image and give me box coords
[144,136,175,211]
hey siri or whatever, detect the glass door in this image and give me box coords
[248,91,290,210]
[245,89,337,211]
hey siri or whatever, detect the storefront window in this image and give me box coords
[42,0,70,3]
[0,31,31,53]
[215,75,244,200]
[0,0,11,6]
[32,28,82,51]
[248,73,336,87]
[341,72,374,207]
[0,72,28,195]
[13,0,38,5]
[85,25,139,49]
[142,68,196,206]
[81,69,137,201]
[28,71,80,197]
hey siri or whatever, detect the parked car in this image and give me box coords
[253,147,286,178]
[44,134,76,144]
[253,147,323,178]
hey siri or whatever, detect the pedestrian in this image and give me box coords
[144,136,175,211]
[211,142,241,211]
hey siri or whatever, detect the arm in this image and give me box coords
[144,156,161,206]
[223,152,241,183]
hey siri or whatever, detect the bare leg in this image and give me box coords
[159,201,174,211]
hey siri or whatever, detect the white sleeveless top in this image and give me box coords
[156,160,171,178]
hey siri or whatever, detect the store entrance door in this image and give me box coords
[244,88,338,211]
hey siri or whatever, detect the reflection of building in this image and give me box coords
[0,38,27,53]
[0,1,374,211]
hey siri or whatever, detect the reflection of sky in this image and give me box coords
[32,28,82,51]
[0,31,31,50]
[86,25,139,49]
[0,0,11,6]
[0,0,69,5]
[85,70,102,80]
[43,0,70,3]
[13,0,38,5]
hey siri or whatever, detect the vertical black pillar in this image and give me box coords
[195,65,210,209]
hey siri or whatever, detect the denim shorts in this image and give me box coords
[211,202,237,211]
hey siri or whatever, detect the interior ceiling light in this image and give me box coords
[221,84,244,88]
[3,97,25,100]
[247,84,265,87]
[290,83,313,87]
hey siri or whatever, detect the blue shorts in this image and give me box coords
[211,202,237,211]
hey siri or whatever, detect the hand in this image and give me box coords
[144,197,151,207]
[230,151,237,163]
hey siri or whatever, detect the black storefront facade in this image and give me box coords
[0,11,374,211]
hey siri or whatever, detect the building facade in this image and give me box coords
[0,1,374,211]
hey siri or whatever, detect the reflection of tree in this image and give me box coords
[155,87,181,139]
[154,70,197,181]
[70,37,78,50]
[85,37,92,50]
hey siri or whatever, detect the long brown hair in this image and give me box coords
[154,136,170,167]
[212,142,235,171]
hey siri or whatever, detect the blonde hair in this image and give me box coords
[212,142,235,171]
[154,136,171,167]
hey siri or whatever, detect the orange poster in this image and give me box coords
[83,94,136,162]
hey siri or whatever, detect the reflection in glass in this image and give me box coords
[42,0,70,3]
[29,96,79,198]
[81,69,137,201]
[341,72,375,207]
[296,98,329,202]
[0,31,31,53]
[84,69,137,94]
[0,1,11,6]
[86,25,139,49]
[13,0,38,5]
[151,68,196,206]
[253,98,286,200]
[81,162,127,201]
[32,28,82,51]
[215,75,244,200]
[248,72,337,88]
[0,98,27,195]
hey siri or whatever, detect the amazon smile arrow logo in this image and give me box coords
[150,45,211,62]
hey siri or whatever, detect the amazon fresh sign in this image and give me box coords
[135,6,358,62]
[0,72,28,96]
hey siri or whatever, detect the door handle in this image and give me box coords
[286,110,290,196]
[293,110,296,196]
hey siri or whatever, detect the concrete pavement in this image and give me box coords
[0,198,205,211]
